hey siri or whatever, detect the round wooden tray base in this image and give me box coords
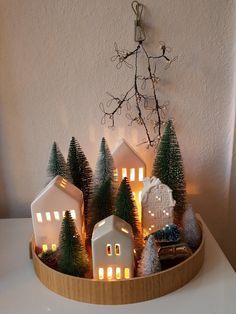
[31,225,204,305]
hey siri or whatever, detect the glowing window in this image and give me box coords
[51,244,57,251]
[124,268,130,279]
[122,168,127,179]
[54,211,60,220]
[107,267,113,280]
[114,169,118,182]
[98,220,105,227]
[138,168,144,181]
[36,213,42,223]
[70,210,76,219]
[121,228,129,234]
[45,212,51,221]
[130,168,135,181]
[98,268,104,280]
[116,267,121,279]
[151,213,154,217]
[115,244,120,256]
[42,244,48,252]
[62,211,66,217]
[106,244,112,256]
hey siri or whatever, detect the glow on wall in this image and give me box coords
[112,138,146,221]
[31,175,85,252]
[141,177,176,236]
[92,215,134,280]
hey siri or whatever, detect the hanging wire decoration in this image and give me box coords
[100,1,177,148]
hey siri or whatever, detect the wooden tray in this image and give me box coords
[31,224,204,305]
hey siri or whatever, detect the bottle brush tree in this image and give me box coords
[150,224,181,243]
[138,235,161,276]
[115,177,142,247]
[58,210,88,277]
[47,142,70,182]
[67,137,93,229]
[182,205,201,249]
[152,120,186,223]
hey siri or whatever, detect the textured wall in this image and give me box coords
[0,1,235,266]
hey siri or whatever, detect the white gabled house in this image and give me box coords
[31,175,85,252]
[141,177,176,236]
[92,215,134,280]
[112,138,146,221]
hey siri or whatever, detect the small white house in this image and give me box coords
[92,215,134,280]
[31,175,85,252]
[141,177,176,236]
[112,138,146,221]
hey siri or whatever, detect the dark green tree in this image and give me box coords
[47,142,70,182]
[115,177,139,236]
[152,120,186,222]
[58,211,88,277]
[151,224,181,244]
[67,137,93,228]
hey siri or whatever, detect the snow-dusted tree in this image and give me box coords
[94,137,114,187]
[138,235,161,276]
[47,142,70,182]
[183,205,201,249]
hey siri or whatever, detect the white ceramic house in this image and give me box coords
[141,177,176,236]
[31,175,85,252]
[112,138,146,221]
[92,215,134,280]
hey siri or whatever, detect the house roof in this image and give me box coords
[92,215,133,241]
[32,175,83,206]
[112,138,146,166]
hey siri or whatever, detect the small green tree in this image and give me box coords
[67,137,93,228]
[58,211,88,277]
[115,177,139,236]
[152,120,186,222]
[47,142,70,182]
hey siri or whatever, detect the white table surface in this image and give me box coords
[0,217,235,314]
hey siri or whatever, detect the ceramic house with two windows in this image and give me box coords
[112,138,146,221]
[92,215,134,280]
[31,175,85,252]
[141,177,176,236]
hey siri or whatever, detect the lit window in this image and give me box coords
[45,212,51,221]
[124,268,130,279]
[115,244,120,255]
[70,210,76,219]
[138,191,142,203]
[98,220,105,227]
[54,211,60,220]
[107,267,113,280]
[151,213,154,217]
[114,169,118,182]
[51,244,57,251]
[106,244,112,256]
[156,195,161,201]
[166,212,169,216]
[148,210,151,214]
[62,211,66,217]
[36,213,42,223]
[116,267,121,279]
[138,168,144,181]
[151,225,154,228]
[130,168,135,181]
[42,244,48,252]
[132,192,136,200]
[121,228,129,234]
[98,268,104,280]
[149,227,152,231]
[122,168,127,178]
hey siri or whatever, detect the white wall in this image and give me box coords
[0,0,235,267]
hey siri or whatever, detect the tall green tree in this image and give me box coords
[86,137,115,247]
[152,120,186,222]
[58,211,88,277]
[67,137,93,228]
[47,142,70,182]
[115,177,139,236]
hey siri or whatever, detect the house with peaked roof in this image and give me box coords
[141,177,176,237]
[112,138,146,221]
[31,175,85,252]
[92,215,134,280]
